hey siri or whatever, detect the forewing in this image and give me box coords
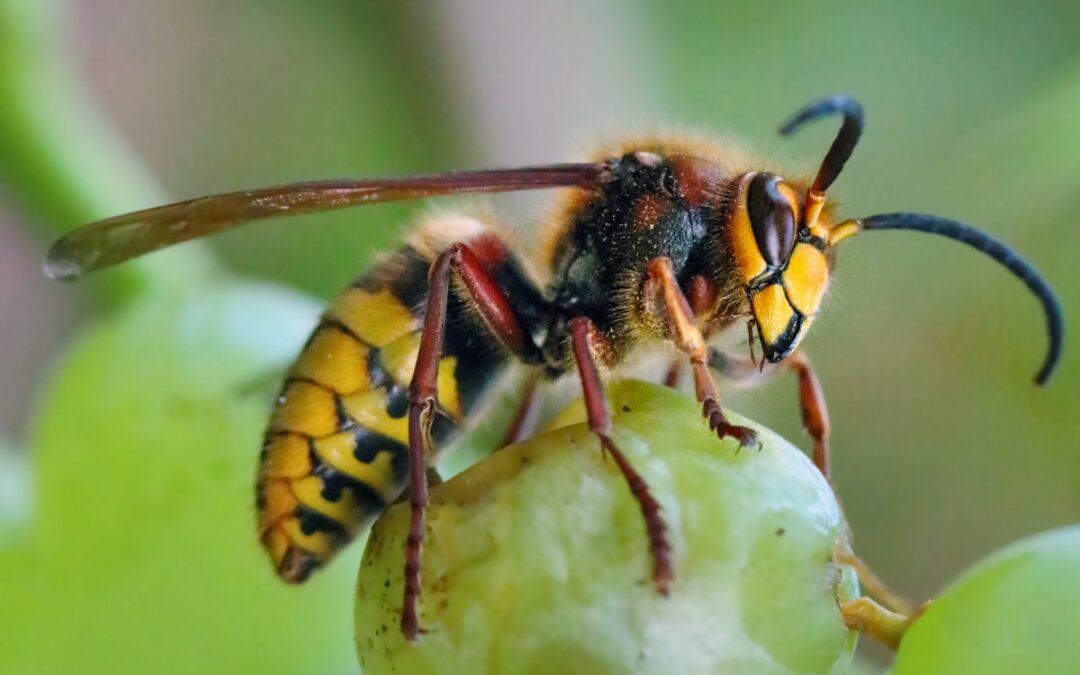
[45,164,607,280]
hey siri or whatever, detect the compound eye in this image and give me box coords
[747,173,796,267]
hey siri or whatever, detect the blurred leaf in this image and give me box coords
[968,62,1080,218]
[0,436,31,547]
[3,281,362,675]
[174,1,465,298]
[0,0,218,303]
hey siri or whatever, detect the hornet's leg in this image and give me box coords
[498,376,541,448]
[787,351,831,481]
[709,348,830,479]
[405,242,534,641]
[662,360,682,388]
[567,317,673,594]
[643,257,757,447]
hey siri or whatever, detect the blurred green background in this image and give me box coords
[1,1,1077,673]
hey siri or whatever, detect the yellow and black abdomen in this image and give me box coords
[256,232,517,582]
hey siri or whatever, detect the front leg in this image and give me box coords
[709,348,830,481]
[643,257,757,448]
[404,242,534,641]
[788,351,831,481]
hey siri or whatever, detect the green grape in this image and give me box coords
[892,526,1080,674]
[3,281,362,675]
[355,379,859,675]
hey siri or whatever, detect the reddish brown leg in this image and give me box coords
[708,348,830,478]
[402,402,432,640]
[498,378,541,448]
[662,360,682,388]
[567,317,673,594]
[786,351,831,482]
[403,242,531,641]
[644,258,757,448]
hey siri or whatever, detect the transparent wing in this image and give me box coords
[45,163,607,280]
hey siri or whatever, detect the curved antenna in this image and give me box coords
[860,212,1063,386]
[779,95,865,197]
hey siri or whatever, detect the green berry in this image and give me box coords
[893,526,1080,674]
[356,379,858,675]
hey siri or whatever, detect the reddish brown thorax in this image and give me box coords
[669,155,726,208]
[631,194,671,232]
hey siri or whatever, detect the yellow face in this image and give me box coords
[728,172,830,362]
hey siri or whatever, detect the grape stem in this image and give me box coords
[834,538,916,616]
[840,597,911,651]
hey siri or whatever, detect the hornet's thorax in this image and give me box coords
[540,147,834,371]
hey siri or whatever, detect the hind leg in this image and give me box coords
[403,241,538,640]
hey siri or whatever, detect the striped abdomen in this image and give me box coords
[257,234,515,581]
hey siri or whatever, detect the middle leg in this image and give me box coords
[568,316,673,594]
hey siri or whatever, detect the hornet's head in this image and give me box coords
[727,95,1062,383]
[728,171,832,362]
